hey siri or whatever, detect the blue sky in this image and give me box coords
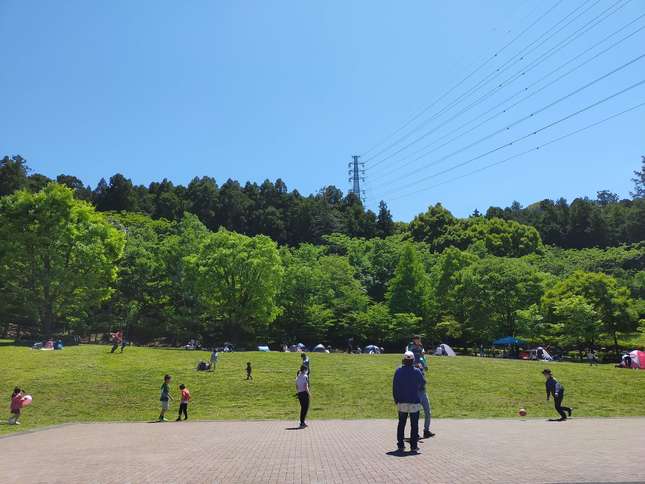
[1,0,644,220]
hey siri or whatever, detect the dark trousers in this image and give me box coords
[554,393,571,419]
[178,403,188,419]
[297,391,309,425]
[110,343,118,353]
[397,411,420,448]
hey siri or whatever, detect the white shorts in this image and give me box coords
[397,403,421,413]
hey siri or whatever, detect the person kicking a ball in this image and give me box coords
[543,368,572,421]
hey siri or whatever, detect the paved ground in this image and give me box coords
[1,418,644,483]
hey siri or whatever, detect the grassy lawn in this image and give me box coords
[1,343,644,435]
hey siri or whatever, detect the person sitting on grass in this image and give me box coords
[393,351,425,453]
[176,384,191,421]
[543,368,572,421]
[159,374,173,422]
[246,362,253,380]
[8,387,23,425]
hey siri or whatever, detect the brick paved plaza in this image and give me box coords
[1,418,643,483]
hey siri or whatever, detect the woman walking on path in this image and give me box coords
[295,365,310,428]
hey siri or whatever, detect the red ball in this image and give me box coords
[519,408,527,417]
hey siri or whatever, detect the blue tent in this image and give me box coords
[493,336,525,346]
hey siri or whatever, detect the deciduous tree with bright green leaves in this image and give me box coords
[542,271,639,354]
[0,184,125,335]
[188,229,283,343]
[386,244,431,322]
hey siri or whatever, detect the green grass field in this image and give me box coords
[1,342,644,435]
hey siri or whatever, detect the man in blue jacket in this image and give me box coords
[393,351,425,452]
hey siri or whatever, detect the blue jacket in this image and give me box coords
[393,365,424,404]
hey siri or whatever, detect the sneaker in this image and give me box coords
[423,430,435,438]
[159,417,168,422]
[299,423,308,428]
[397,445,405,452]
[175,417,182,421]
[14,421,20,425]
[410,447,421,453]
[568,408,573,417]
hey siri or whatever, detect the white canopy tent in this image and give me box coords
[434,343,456,356]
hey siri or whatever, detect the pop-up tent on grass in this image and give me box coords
[434,343,456,356]
[313,344,329,353]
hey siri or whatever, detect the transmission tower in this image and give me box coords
[347,155,366,203]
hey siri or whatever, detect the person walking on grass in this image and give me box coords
[159,374,173,422]
[210,348,218,371]
[543,369,572,421]
[8,387,24,425]
[301,352,310,376]
[176,384,191,421]
[246,362,253,380]
[407,335,426,369]
[295,365,310,428]
[416,364,435,439]
[393,351,425,453]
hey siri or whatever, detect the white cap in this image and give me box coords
[403,351,415,360]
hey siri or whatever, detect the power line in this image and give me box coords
[387,101,645,201]
[378,77,645,198]
[371,16,645,181]
[359,0,566,158]
[370,53,645,192]
[366,0,629,170]
[363,0,607,166]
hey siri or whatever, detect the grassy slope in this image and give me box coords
[1,343,644,434]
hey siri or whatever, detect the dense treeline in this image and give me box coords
[0,155,644,353]
[0,155,397,245]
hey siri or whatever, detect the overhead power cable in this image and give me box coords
[387,101,645,201]
[378,77,645,198]
[359,0,565,158]
[366,0,630,170]
[370,53,645,192]
[364,0,607,165]
[371,17,645,181]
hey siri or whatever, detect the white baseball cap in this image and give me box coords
[403,351,415,360]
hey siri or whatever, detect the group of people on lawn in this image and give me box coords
[10,335,573,450]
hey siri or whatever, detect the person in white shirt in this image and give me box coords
[295,365,310,428]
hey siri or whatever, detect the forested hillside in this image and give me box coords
[1,155,644,353]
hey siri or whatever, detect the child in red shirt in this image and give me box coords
[9,387,23,425]
[176,384,191,421]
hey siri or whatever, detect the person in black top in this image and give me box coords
[246,362,253,380]
[542,369,572,421]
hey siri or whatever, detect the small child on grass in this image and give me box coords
[8,387,23,425]
[246,362,253,380]
[176,384,191,421]
[159,374,173,422]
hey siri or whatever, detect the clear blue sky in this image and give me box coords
[1,0,644,220]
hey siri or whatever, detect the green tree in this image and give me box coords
[630,155,645,199]
[407,203,456,245]
[189,229,283,343]
[387,244,430,320]
[542,271,639,354]
[553,295,602,349]
[451,257,546,342]
[0,155,29,196]
[0,184,125,335]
